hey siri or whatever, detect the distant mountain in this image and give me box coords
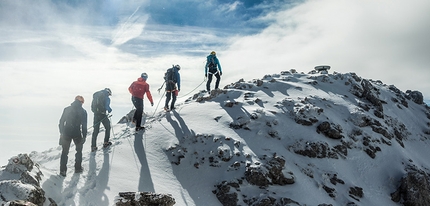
[1,70,430,206]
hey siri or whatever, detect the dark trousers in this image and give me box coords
[132,96,144,127]
[165,91,177,110]
[92,113,111,147]
[60,136,83,172]
[206,72,221,91]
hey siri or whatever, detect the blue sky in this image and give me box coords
[0,0,429,157]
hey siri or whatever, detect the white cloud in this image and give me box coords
[221,0,430,101]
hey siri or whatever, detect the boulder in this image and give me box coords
[115,192,175,206]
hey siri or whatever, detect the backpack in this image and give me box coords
[164,68,175,83]
[208,56,217,73]
[91,91,106,114]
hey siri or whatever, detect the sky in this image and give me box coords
[0,0,430,161]
[1,71,429,205]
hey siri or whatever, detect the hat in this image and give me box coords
[75,95,84,103]
[210,51,216,55]
[174,65,181,70]
[141,72,148,80]
[105,88,112,96]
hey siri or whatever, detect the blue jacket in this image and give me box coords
[59,100,88,138]
[205,54,222,74]
[173,67,181,90]
[102,90,112,113]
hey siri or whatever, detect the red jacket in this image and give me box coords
[128,77,154,104]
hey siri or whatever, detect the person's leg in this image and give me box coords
[165,91,172,109]
[102,115,111,143]
[60,136,72,173]
[132,97,143,127]
[206,74,213,91]
[215,73,221,89]
[73,137,83,171]
[171,92,177,110]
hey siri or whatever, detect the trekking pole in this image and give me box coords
[157,82,166,93]
[109,115,116,140]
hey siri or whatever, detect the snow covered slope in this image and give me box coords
[2,70,430,206]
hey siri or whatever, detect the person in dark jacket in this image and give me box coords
[129,72,154,131]
[164,65,181,111]
[205,51,222,92]
[91,88,113,152]
[58,95,87,177]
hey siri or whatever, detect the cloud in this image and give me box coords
[111,6,149,46]
[222,0,430,100]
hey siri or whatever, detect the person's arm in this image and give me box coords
[81,110,88,138]
[105,96,112,113]
[145,84,154,105]
[176,71,181,90]
[59,108,67,135]
[216,57,222,72]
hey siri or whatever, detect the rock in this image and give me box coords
[6,154,34,173]
[406,90,424,104]
[317,121,343,139]
[0,180,45,206]
[212,181,239,206]
[361,79,383,112]
[245,155,294,187]
[115,192,175,206]
[0,154,46,206]
[391,169,430,205]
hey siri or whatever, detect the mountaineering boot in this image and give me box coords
[60,171,66,177]
[91,147,98,152]
[136,126,145,132]
[75,167,83,173]
[164,106,170,112]
[103,142,112,148]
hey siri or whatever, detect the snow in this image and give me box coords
[1,70,430,205]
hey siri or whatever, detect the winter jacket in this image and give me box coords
[205,54,222,74]
[128,77,154,103]
[59,100,88,138]
[174,67,181,90]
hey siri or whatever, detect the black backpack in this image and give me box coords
[91,91,106,114]
[208,56,217,73]
[164,68,175,83]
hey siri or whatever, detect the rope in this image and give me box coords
[87,114,112,130]
[177,78,206,98]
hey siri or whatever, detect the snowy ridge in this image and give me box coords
[1,70,430,205]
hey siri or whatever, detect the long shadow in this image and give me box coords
[42,174,64,204]
[173,111,193,137]
[165,111,202,205]
[81,153,110,206]
[97,153,110,205]
[166,112,193,140]
[134,131,155,192]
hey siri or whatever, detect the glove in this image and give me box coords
[205,74,207,77]
[81,137,86,144]
[151,103,154,106]
[108,108,112,113]
[220,72,222,76]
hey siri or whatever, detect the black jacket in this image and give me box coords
[59,100,88,138]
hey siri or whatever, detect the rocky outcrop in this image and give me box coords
[0,154,47,206]
[406,90,424,105]
[213,155,296,205]
[391,168,430,205]
[115,192,175,206]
